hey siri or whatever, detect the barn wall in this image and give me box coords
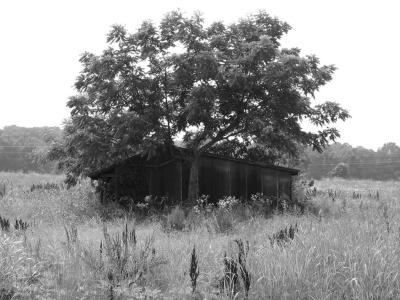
[148,160,182,202]
[277,170,292,200]
[111,164,150,204]
[197,156,293,202]
[261,168,277,197]
[106,155,295,204]
[230,161,247,200]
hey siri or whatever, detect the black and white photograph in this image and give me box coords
[0,0,399,299]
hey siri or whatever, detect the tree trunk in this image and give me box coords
[188,153,200,204]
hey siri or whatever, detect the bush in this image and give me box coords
[164,206,186,231]
[249,193,274,216]
[211,209,234,233]
[98,201,127,221]
[218,196,239,210]
[328,162,350,178]
[291,175,320,214]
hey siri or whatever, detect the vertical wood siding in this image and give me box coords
[148,160,182,201]
[196,156,292,202]
[110,156,295,204]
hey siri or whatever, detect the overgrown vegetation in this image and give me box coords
[1,172,400,299]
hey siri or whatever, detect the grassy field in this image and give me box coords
[1,172,400,299]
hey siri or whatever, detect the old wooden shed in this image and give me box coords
[88,147,299,204]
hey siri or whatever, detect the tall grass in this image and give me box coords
[1,171,400,299]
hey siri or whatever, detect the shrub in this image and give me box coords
[328,162,350,178]
[194,195,214,214]
[98,201,127,220]
[249,193,274,216]
[164,206,186,231]
[291,175,320,214]
[211,209,234,233]
[184,209,204,231]
[218,196,239,210]
[269,224,298,247]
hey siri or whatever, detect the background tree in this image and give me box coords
[51,10,350,199]
[0,126,61,173]
[328,162,350,178]
[302,142,400,180]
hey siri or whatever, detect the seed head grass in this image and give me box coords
[1,172,400,298]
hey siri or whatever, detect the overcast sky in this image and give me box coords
[0,0,398,150]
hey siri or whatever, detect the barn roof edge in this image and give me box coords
[88,147,300,179]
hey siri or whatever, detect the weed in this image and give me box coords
[212,209,234,233]
[221,252,239,298]
[101,223,167,284]
[64,224,78,247]
[0,215,10,232]
[164,206,186,231]
[14,218,29,231]
[2,173,400,299]
[189,245,200,293]
[30,182,63,192]
[341,198,347,212]
[0,181,6,198]
[368,190,380,200]
[380,202,391,233]
[269,224,298,247]
[235,239,251,298]
[0,288,14,300]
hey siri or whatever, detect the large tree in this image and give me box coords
[51,11,350,200]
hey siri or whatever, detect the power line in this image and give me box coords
[308,161,400,166]
[0,145,52,148]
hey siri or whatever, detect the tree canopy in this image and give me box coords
[51,10,350,193]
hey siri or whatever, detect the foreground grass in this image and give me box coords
[1,172,400,299]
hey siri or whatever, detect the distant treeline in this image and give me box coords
[1,125,398,181]
[302,142,400,180]
[0,125,62,173]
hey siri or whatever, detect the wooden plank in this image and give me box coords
[246,165,260,199]
[261,168,276,197]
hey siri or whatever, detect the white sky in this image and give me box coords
[0,0,399,150]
